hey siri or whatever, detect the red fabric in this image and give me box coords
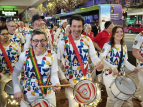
[93,30,111,50]
[50,30,54,43]
[83,32,94,41]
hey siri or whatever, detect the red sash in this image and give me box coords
[68,34,88,76]
[0,42,13,73]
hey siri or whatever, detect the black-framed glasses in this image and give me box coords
[8,25,16,27]
[32,39,47,44]
[0,33,9,36]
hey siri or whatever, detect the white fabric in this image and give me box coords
[54,28,62,43]
[61,19,67,25]
[12,50,59,94]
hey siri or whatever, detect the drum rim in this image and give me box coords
[115,76,137,95]
[110,87,132,101]
[31,98,52,106]
[73,79,97,105]
[4,80,14,95]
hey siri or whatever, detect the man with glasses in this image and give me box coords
[0,27,21,107]
[7,20,25,52]
[24,14,52,51]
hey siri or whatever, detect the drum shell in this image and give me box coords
[110,82,132,100]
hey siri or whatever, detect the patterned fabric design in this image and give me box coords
[103,42,127,77]
[138,40,143,66]
[0,42,19,80]
[23,50,54,96]
[9,32,22,46]
[63,35,91,85]
[17,27,30,39]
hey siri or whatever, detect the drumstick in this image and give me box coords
[126,66,143,76]
[118,75,129,84]
[21,99,31,107]
[38,84,71,88]
[91,56,105,76]
[69,86,83,95]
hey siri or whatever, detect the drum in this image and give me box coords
[73,79,97,105]
[31,98,55,107]
[110,76,136,100]
[4,79,23,95]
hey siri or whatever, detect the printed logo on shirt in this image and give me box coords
[134,40,138,45]
[101,48,105,53]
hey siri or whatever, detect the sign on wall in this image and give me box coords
[0,10,18,16]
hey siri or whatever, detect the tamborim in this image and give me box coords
[4,79,23,95]
[110,76,136,100]
[31,98,55,107]
[73,79,97,105]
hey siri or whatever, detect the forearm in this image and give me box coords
[125,60,135,71]
[93,42,102,51]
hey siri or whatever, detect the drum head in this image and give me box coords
[116,76,136,95]
[31,98,51,107]
[4,79,23,95]
[73,79,97,105]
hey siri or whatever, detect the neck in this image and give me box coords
[34,25,41,29]
[105,29,110,33]
[33,48,46,56]
[114,39,121,45]
[1,40,10,46]
[71,33,81,40]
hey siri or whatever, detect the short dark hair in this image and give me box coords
[31,29,47,40]
[0,27,8,33]
[110,25,124,46]
[69,14,85,26]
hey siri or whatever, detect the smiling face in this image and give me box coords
[70,20,83,38]
[31,34,48,53]
[113,28,124,42]
[7,21,16,34]
[86,26,91,33]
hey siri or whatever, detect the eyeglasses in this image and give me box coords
[0,33,9,36]
[32,39,47,44]
[8,25,16,27]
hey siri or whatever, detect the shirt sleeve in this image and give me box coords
[20,34,25,44]
[99,43,116,70]
[132,33,143,49]
[57,40,65,60]
[12,51,25,93]
[93,33,101,43]
[50,53,60,85]
[88,38,100,65]
[24,33,31,51]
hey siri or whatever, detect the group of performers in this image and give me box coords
[0,13,143,107]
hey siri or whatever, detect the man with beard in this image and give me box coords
[24,14,52,50]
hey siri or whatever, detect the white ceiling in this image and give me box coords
[0,0,46,14]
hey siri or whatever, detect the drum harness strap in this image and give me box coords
[28,48,50,95]
[117,45,123,73]
[68,34,88,76]
[0,42,13,73]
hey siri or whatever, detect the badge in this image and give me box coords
[134,40,138,45]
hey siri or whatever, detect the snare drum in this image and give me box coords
[110,76,136,100]
[73,79,97,105]
[31,98,55,107]
[4,79,23,95]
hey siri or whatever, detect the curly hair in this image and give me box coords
[110,25,125,46]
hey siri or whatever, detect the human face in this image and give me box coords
[107,23,113,33]
[63,22,68,28]
[86,27,91,33]
[70,20,83,38]
[31,34,48,53]
[113,28,124,42]
[34,19,43,28]
[66,26,70,33]
[0,29,9,42]
[19,21,24,28]
[0,21,6,27]
[7,21,16,34]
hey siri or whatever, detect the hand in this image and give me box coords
[112,67,119,76]
[134,68,139,73]
[61,79,70,88]
[52,83,61,92]
[96,62,104,71]
[14,92,24,100]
